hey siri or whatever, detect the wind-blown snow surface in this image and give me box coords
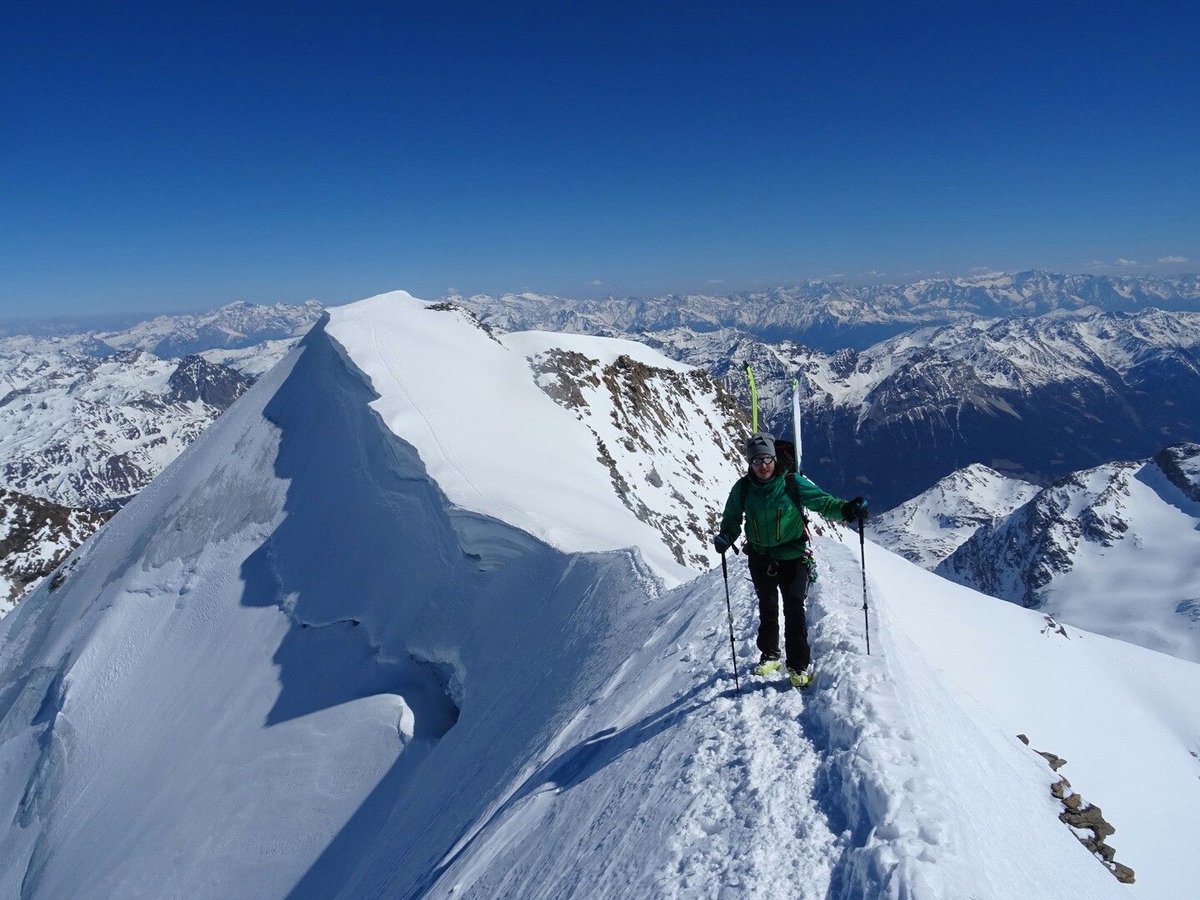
[1,291,1197,898]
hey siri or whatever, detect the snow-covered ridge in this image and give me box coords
[326,292,746,584]
[2,289,1198,897]
[0,292,744,616]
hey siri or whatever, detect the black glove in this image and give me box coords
[713,533,733,554]
[842,496,869,523]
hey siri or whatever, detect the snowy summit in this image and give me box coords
[1,291,1198,899]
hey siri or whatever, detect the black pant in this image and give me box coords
[748,550,811,670]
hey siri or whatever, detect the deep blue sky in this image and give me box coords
[2,1,1197,321]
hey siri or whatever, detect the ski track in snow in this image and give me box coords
[368,324,492,509]
[425,548,854,900]
[439,525,960,900]
[668,531,966,900]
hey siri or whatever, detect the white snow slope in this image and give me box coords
[1,291,1197,899]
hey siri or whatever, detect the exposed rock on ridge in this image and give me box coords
[1019,734,1135,884]
[527,348,747,569]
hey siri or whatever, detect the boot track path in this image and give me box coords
[660,561,843,899]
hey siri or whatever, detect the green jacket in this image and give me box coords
[719,472,847,560]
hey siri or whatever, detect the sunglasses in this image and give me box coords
[750,456,775,467]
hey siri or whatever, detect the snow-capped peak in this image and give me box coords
[327,291,746,584]
[870,463,1042,567]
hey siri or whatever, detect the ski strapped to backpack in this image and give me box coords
[741,363,818,580]
[791,376,803,472]
[741,363,804,474]
[745,363,760,432]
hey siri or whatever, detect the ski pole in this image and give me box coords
[858,518,870,655]
[720,551,741,692]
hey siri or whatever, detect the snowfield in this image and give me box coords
[0,291,1197,899]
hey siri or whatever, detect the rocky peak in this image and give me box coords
[870,464,1041,568]
[937,459,1143,608]
[1153,442,1200,502]
[936,449,1200,662]
[166,356,254,408]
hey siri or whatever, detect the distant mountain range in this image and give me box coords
[454,270,1200,350]
[644,307,1200,510]
[95,299,325,358]
[0,301,323,607]
[0,300,322,509]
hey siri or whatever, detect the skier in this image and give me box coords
[714,432,868,687]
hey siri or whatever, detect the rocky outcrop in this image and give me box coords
[526,348,747,570]
[425,302,503,344]
[166,356,254,407]
[1154,442,1200,503]
[1018,734,1135,884]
